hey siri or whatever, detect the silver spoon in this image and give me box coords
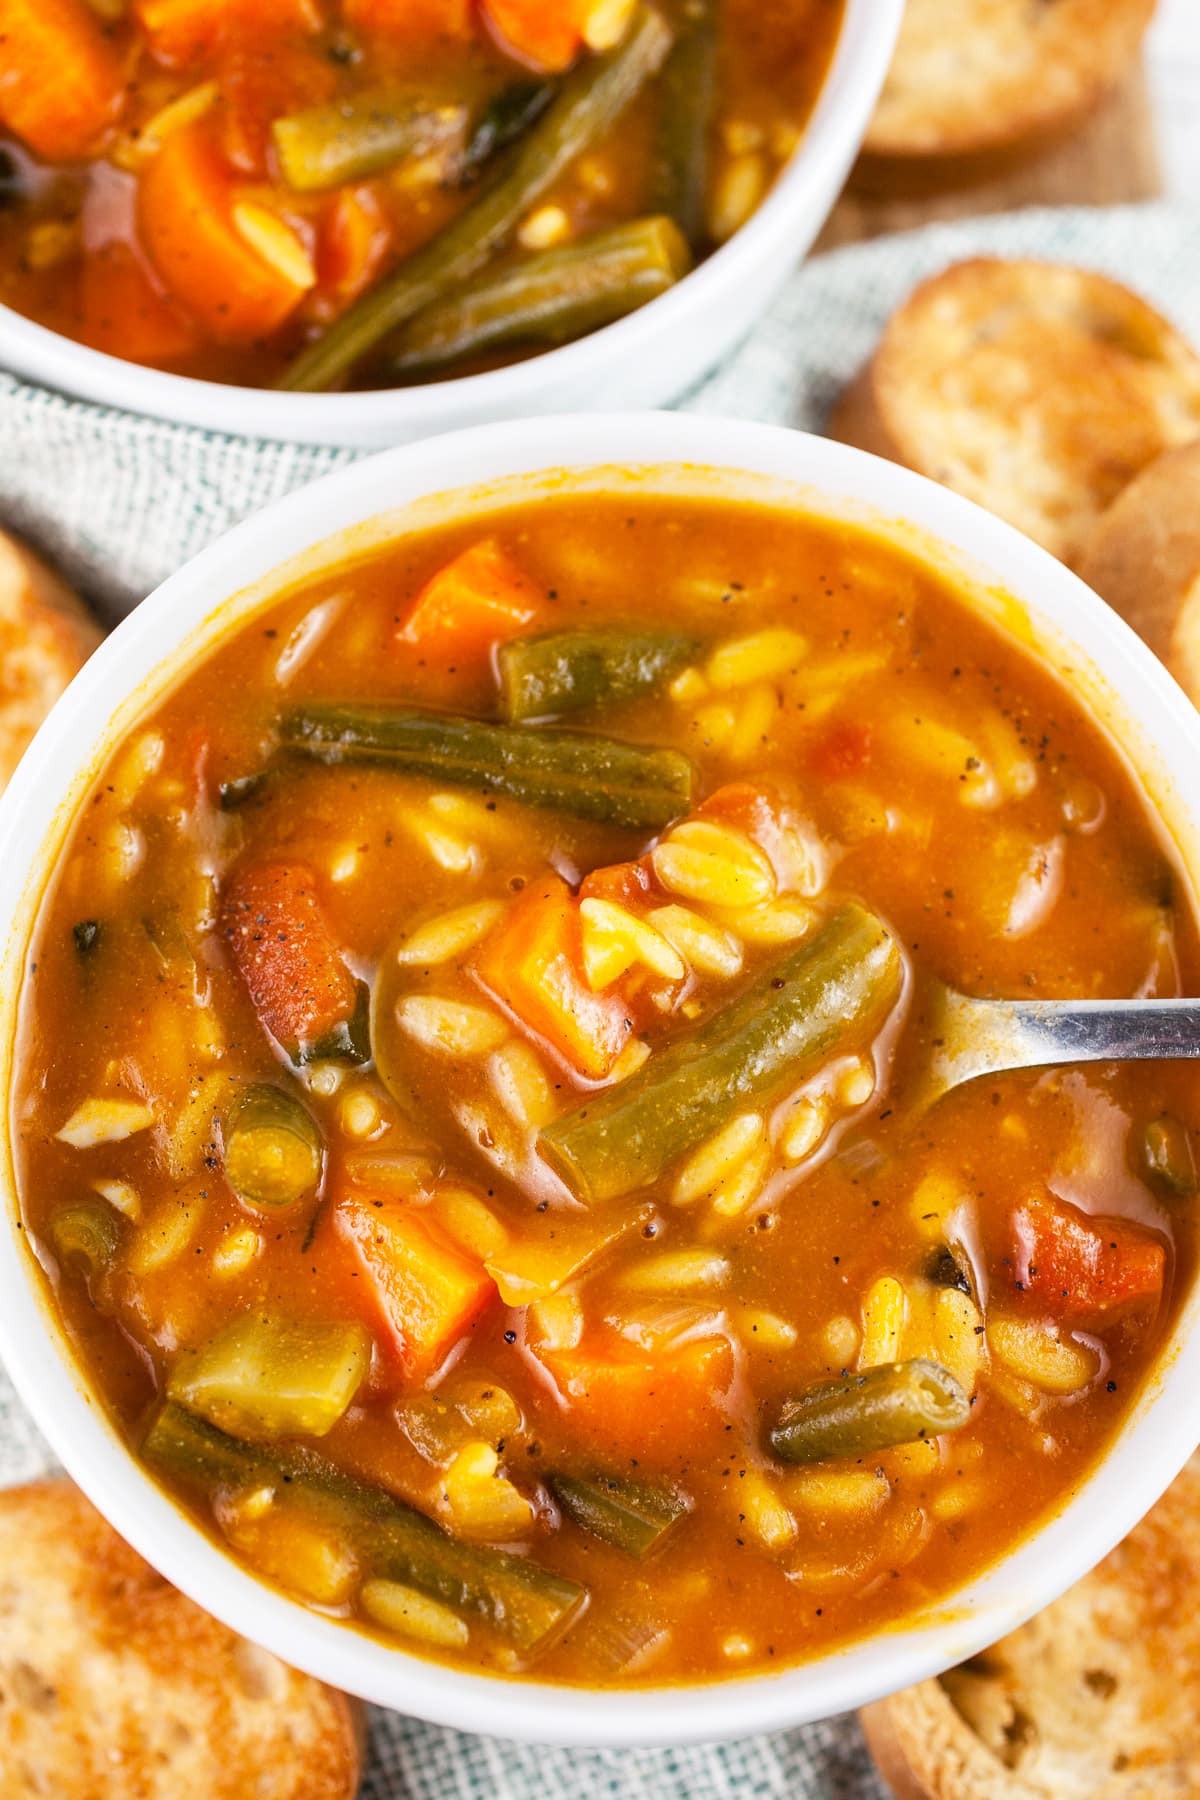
[919,983,1200,1105]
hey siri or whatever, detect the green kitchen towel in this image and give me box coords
[1,202,1198,1797]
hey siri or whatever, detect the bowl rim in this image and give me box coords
[3,412,1200,1747]
[0,0,902,444]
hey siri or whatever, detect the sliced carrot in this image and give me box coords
[398,540,539,673]
[79,244,198,365]
[537,1337,734,1463]
[334,1188,496,1377]
[138,121,311,343]
[135,0,322,66]
[578,856,657,909]
[1013,1195,1166,1323]
[473,876,634,1081]
[481,0,585,72]
[343,0,473,42]
[220,860,360,1054]
[0,0,126,160]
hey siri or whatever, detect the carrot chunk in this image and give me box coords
[1013,1195,1166,1323]
[221,861,360,1055]
[481,0,585,71]
[334,1188,496,1376]
[79,244,198,365]
[138,121,312,343]
[135,0,321,66]
[473,876,633,1080]
[398,540,538,672]
[314,185,393,319]
[0,0,126,160]
[343,0,473,41]
[537,1338,734,1462]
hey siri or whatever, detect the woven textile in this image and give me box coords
[1,202,1198,1796]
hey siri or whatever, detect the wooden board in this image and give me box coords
[817,65,1162,253]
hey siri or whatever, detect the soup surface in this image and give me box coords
[0,0,841,390]
[13,491,1199,1687]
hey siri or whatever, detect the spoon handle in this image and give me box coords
[929,992,1200,1100]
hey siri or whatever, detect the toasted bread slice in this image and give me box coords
[828,258,1200,565]
[864,0,1156,159]
[0,530,101,791]
[861,1452,1200,1798]
[0,1479,363,1799]
[1077,441,1200,704]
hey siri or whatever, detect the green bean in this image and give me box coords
[280,704,696,830]
[223,1084,323,1213]
[455,80,556,187]
[769,1359,970,1464]
[272,88,469,192]
[168,1315,371,1441]
[549,1471,689,1556]
[653,0,717,250]
[498,620,698,723]
[388,218,691,378]
[1141,1115,1197,1197]
[49,1201,122,1277]
[538,903,902,1203]
[144,1402,586,1651]
[278,5,674,392]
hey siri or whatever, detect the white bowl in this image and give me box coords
[0,0,900,448]
[2,414,1199,1747]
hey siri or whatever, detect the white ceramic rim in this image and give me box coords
[2,414,1200,1747]
[0,0,901,443]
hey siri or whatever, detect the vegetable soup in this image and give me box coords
[0,0,842,390]
[13,490,1199,1686]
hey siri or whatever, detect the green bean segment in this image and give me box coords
[538,903,903,1203]
[168,1314,371,1441]
[769,1359,970,1463]
[550,1471,689,1556]
[49,1201,122,1277]
[389,218,691,377]
[653,0,717,249]
[280,703,696,829]
[272,88,469,192]
[498,622,699,723]
[144,1402,586,1651]
[456,80,556,187]
[278,5,674,391]
[223,1084,323,1213]
[1141,1115,1197,1197]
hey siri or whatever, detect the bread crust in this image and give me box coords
[865,0,1157,159]
[0,531,101,791]
[0,1478,364,1800]
[861,1454,1200,1799]
[827,258,1200,566]
[1076,442,1200,703]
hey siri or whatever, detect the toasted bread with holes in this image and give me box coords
[864,0,1157,160]
[828,258,1200,565]
[1077,441,1200,703]
[0,1479,364,1799]
[0,530,101,790]
[861,1452,1200,1799]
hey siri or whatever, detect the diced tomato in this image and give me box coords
[537,1337,734,1463]
[398,540,538,674]
[344,0,473,40]
[79,245,198,365]
[809,721,873,782]
[481,0,584,71]
[1013,1195,1166,1323]
[217,40,336,177]
[221,861,360,1054]
[138,122,313,343]
[136,0,322,66]
[0,0,127,160]
[578,856,658,909]
[473,876,634,1081]
[334,1188,496,1377]
[313,185,393,320]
